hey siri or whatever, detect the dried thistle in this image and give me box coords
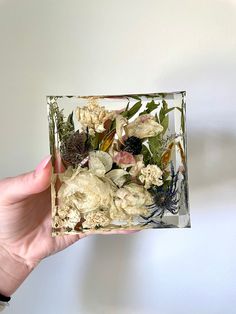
[60,129,92,167]
[140,163,179,225]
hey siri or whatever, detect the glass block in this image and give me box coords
[47,92,190,235]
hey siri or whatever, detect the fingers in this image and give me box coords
[0,156,52,204]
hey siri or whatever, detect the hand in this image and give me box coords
[0,156,134,297]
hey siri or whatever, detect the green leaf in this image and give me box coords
[159,107,165,123]
[66,111,75,132]
[141,144,152,165]
[147,100,158,111]
[122,101,142,119]
[162,99,168,111]
[139,100,159,115]
[130,95,141,100]
[91,133,100,150]
[148,135,162,165]
[161,115,169,134]
[164,107,175,115]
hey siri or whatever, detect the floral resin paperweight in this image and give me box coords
[47,92,190,235]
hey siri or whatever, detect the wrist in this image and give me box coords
[0,246,33,296]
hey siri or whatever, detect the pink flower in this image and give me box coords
[113,151,136,167]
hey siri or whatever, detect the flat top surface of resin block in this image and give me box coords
[47,92,190,235]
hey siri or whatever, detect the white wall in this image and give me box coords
[0,1,236,313]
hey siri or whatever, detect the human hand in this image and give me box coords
[0,156,134,297]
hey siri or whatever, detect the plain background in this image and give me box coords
[0,0,236,313]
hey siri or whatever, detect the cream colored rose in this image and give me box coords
[139,164,163,189]
[58,168,116,213]
[76,98,115,135]
[125,114,163,139]
[82,211,110,229]
[114,183,152,216]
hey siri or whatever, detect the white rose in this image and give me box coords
[58,168,116,213]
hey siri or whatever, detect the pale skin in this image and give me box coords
[0,156,134,297]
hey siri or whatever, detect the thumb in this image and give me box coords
[0,155,52,204]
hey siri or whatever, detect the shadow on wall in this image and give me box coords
[77,234,139,314]
[188,131,236,189]
[76,129,236,313]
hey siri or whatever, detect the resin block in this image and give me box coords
[47,92,190,235]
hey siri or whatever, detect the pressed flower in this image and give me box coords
[139,164,163,189]
[125,114,163,139]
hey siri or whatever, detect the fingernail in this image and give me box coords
[35,155,51,175]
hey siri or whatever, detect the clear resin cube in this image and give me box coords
[47,92,190,235]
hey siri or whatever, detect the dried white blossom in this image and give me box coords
[57,205,70,219]
[58,167,116,214]
[89,151,113,177]
[114,183,152,216]
[115,114,128,143]
[75,98,115,135]
[129,155,145,177]
[66,208,81,228]
[52,215,64,229]
[82,211,110,229]
[125,114,163,139]
[139,164,163,189]
[106,169,129,187]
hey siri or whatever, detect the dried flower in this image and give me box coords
[76,98,115,135]
[129,155,145,177]
[113,151,136,168]
[125,114,163,139]
[82,211,110,229]
[106,169,129,187]
[123,136,142,155]
[139,164,163,189]
[88,151,113,177]
[60,130,91,167]
[66,208,81,229]
[115,114,128,143]
[58,167,116,213]
[114,183,152,216]
[52,215,64,229]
